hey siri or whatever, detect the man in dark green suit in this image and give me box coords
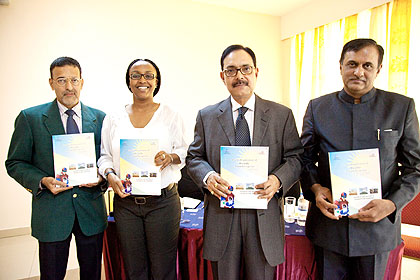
[5,57,107,280]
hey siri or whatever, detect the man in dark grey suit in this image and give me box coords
[186,45,303,279]
[301,38,420,279]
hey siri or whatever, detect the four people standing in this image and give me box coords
[5,40,419,279]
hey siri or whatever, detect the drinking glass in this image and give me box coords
[285,196,296,223]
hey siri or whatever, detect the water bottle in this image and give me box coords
[297,192,308,226]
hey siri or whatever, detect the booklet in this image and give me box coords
[329,148,382,216]
[120,139,161,195]
[220,146,269,209]
[182,197,202,209]
[52,133,98,187]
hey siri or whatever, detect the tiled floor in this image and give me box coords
[0,233,104,280]
[0,232,419,279]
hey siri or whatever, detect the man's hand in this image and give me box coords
[254,175,281,202]
[41,177,72,195]
[206,173,231,199]
[79,175,104,188]
[311,183,339,220]
[107,173,130,198]
[349,199,396,222]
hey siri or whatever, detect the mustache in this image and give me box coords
[64,90,76,94]
[233,80,248,87]
[350,78,366,82]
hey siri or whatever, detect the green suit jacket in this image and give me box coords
[5,99,107,242]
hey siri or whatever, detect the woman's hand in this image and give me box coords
[154,151,179,171]
[107,172,130,198]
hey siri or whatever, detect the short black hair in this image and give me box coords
[340,38,384,66]
[125,59,161,97]
[220,45,257,70]
[50,57,82,78]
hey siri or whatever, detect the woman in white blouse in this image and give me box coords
[97,59,188,280]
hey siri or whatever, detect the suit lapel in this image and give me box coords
[81,103,97,133]
[252,95,270,146]
[43,100,65,136]
[43,101,97,135]
[217,98,235,146]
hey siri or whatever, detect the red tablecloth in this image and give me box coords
[103,221,404,280]
[103,219,126,280]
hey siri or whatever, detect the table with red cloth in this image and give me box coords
[103,202,404,280]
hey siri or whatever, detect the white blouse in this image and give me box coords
[97,104,188,189]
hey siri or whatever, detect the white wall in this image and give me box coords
[280,0,391,40]
[0,0,282,231]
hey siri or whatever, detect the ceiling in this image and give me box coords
[193,0,317,16]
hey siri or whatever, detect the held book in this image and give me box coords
[220,146,269,209]
[329,148,382,216]
[120,139,161,195]
[52,133,98,187]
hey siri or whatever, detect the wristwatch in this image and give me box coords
[104,169,116,178]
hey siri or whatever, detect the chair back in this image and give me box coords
[402,193,420,226]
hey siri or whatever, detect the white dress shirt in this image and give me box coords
[97,104,188,189]
[57,101,82,133]
[203,93,256,185]
[230,93,255,142]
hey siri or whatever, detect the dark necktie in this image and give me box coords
[235,106,251,146]
[65,109,79,134]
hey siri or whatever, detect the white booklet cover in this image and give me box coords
[329,148,382,216]
[120,139,161,195]
[220,146,269,209]
[52,133,98,187]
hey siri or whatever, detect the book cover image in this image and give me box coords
[329,148,382,216]
[220,146,269,209]
[120,139,161,195]
[52,133,97,187]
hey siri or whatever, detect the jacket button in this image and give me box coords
[73,194,78,198]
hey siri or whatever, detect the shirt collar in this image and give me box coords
[339,87,377,104]
[230,93,256,112]
[57,100,82,118]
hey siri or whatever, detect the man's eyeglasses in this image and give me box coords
[130,73,155,80]
[54,77,82,86]
[223,65,254,77]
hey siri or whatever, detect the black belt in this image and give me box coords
[127,183,176,205]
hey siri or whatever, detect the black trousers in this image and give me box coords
[38,217,104,280]
[314,245,390,280]
[114,184,181,280]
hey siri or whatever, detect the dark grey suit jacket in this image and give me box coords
[301,88,420,256]
[187,95,303,266]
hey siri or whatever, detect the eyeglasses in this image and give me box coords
[54,77,82,86]
[223,65,254,77]
[130,73,155,80]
